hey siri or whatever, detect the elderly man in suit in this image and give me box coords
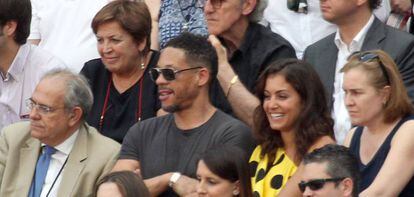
[304,0,414,144]
[0,69,120,197]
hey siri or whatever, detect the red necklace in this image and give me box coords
[99,73,144,131]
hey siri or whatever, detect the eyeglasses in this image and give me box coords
[26,98,64,115]
[149,66,203,82]
[298,177,345,193]
[349,52,390,84]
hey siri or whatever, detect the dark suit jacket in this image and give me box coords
[0,122,120,197]
[304,17,414,106]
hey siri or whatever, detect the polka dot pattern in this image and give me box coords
[249,146,297,197]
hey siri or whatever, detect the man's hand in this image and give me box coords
[391,0,412,14]
[172,175,198,196]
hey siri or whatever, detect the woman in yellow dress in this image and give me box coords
[249,59,335,196]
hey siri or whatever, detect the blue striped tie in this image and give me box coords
[28,145,57,197]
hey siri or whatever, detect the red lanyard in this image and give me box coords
[99,73,143,131]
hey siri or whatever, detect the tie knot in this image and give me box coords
[43,145,57,155]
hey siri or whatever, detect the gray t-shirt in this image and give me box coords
[119,110,254,196]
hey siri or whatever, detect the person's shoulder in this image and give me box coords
[81,58,105,73]
[25,44,66,68]
[213,110,247,126]
[129,114,174,134]
[394,116,414,138]
[1,122,32,144]
[251,23,293,49]
[85,124,120,149]
[306,32,336,51]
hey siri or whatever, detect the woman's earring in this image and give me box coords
[233,190,239,196]
[140,52,145,70]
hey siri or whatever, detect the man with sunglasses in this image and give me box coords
[0,69,120,196]
[0,0,65,131]
[304,0,414,144]
[300,144,359,197]
[112,33,254,197]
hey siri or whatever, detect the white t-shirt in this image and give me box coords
[29,0,110,72]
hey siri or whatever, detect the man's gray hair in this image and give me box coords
[41,68,93,120]
[249,0,267,22]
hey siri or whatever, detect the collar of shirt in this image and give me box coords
[42,129,79,157]
[5,44,31,82]
[220,22,256,58]
[334,14,375,53]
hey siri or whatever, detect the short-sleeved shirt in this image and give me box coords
[80,51,160,144]
[158,0,208,49]
[29,0,110,72]
[210,23,296,115]
[249,146,297,197]
[119,110,255,196]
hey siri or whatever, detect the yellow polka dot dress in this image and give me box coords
[249,146,297,197]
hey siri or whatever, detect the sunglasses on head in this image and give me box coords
[348,51,390,84]
[149,66,203,82]
[298,177,345,193]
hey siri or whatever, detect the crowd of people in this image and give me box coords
[1,0,414,196]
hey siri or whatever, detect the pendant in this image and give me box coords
[183,15,191,32]
[183,22,189,32]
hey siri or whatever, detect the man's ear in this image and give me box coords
[241,0,257,16]
[3,20,18,37]
[68,107,83,127]
[197,67,210,86]
[341,178,354,197]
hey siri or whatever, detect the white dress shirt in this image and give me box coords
[332,15,375,144]
[0,44,65,131]
[29,0,110,72]
[40,130,79,197]
[262,0,390,59]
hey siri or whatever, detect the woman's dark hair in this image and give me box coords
[95,171,150,197]
[199,145,252,197]
[91,0,151,55]
[254,58,335,163]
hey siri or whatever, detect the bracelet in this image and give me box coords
[168,172,181,188]
[225,75,238,98]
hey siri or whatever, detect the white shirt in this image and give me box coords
[0,44,65,131]
[332,15,375,144]
[40,130,79,197]
[262,0,390,59]
[29,0,110,72]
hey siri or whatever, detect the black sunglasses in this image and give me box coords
[349,52,390,84]
[149,66,203,82]
[298,177,345,193]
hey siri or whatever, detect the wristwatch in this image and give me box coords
[168,172,181,188]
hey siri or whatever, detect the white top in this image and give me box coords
[262,0,390,59]
[0,44,65,131]
[41,130,79,197]
[29,0,110,72]
[332,15,375,144]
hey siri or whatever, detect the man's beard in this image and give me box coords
[162,104,181,113]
